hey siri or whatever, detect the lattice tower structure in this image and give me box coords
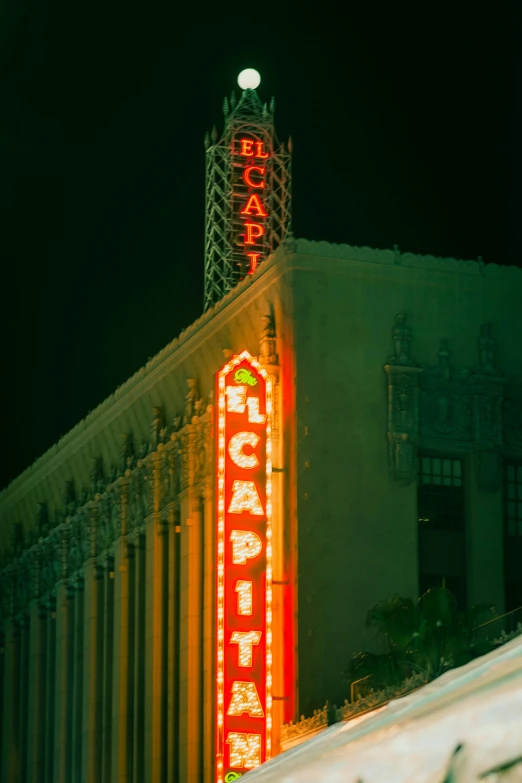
[203,87,292,311]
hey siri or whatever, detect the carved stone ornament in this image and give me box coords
[384,315,422,484]
[40,531,60,596]
[384,364,423,485]
[420,340,473,442]
[388,432,417,485]
[91,456,105,495]
[58,522,71,581]
[471,381,505,444]
[151,406,164,450]
[473,323,501,376]
[97,489,117,549]
[36,502,49,538]
[388,314,417,367]
[194,419,210,484]
[421,390,473,440]
[184,378,198,425]
[180,431,190,491]
[64,480,76,517]
[259,308,278,365]
[28,545,43,601]
[120,432,135,473]
[126,473,138,533]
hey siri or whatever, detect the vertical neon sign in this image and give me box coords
[235,138,270,275]
[216,351,272,782]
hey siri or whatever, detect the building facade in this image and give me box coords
[1,83,522,783]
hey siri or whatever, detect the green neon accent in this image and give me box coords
[234,369,257,386]
[225,773,243,782]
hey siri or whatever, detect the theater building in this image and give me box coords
[1,75,522,783]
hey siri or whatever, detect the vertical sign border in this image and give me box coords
[216,350,273,782]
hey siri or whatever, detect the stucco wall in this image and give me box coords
[289,241,522,712]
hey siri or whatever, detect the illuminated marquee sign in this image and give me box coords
[234,137,270,276]
[216,351,272,782]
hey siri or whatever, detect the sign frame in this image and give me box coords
[216,350,273,782]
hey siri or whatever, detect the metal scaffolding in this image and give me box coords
[203,87,292,312]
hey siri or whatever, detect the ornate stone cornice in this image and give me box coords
[293,239,522,280]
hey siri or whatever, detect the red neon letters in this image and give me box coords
[239,139,269,159]
[244,166,265,189]
[236,138,270,274]
[216,352,272,783]
[240,194,268,218]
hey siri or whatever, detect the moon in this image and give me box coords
[238,69,261,90]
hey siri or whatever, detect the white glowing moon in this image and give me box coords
[238,68,261,90]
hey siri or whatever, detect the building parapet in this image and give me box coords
[280,673,429,749]
[292,239,522,279]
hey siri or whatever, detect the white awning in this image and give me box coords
[244,634,522,782]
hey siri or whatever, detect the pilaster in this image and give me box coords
[203,480,214,783]
[54,581,74,783]
[112,477,134,783]
[133,533,146,783]
[18,612,30,783]
[112,537,134,783]
[72,577,84,783]
[102,556,115,783]
[1,615,20,783]
[168,502,181,783]
[466,453,505,611]
[145,449,168,783]
[82,555,104,783]
[384,364,423,485]
[179,424,203,783]
[45,599,56,783]
[27,599,47,783]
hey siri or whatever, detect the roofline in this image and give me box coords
[1,237,519,501]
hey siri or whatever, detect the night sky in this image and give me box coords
[1,2,518,490]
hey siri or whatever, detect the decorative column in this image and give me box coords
[202,477,214,783]
[82,503,104,783]
[179,406,203,783]
[28,546,47,783]
[18,609,30,783]
[54,523,73,783]
[101,554,115,783]
[133,531,146,783]
[112,476,134,783]
[167,491,181,783]
[145,446,168,783]
[466,326,507,609]
[45,597,56,783]
[1,567,20,783]
[384,315,422,485]
[71,575,84,783]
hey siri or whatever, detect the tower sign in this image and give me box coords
[204,71,292,311]
[216,351,273,782]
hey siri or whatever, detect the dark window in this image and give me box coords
[505,463,522,537]
[417,454,467,609]
[418,456,464,531]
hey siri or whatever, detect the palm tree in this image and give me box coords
[345,588,496,693]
